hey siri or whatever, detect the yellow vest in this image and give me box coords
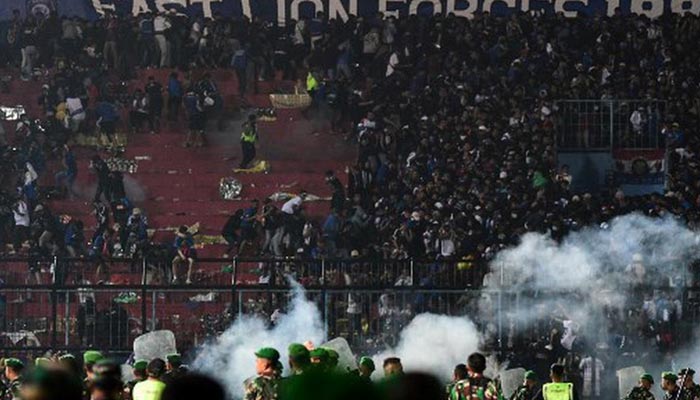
[241,125,257,143]
[132,379,166,400]
[542,382,573,400]
[306,72,318,92]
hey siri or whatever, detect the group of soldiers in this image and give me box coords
[245,346,700,400]
[0,350,188,400]
[623,369,700,400]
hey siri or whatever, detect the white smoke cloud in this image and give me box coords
[192,213,700,398]
[372,314,481,381]
[192,280,326,397]
[486,213,699,344]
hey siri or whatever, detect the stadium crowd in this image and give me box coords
[0,346,696,400]
[0,8,700,273]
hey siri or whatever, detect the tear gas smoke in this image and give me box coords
[486,213,699,346]
[192,280,326,397]
[372,314,481,381]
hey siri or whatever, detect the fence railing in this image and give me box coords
[556,99,666,150]
[0,256,486,288]
[0,284,698,359]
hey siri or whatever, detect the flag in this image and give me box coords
[613,149,665,185]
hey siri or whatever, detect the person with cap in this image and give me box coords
[450,352,499,400]
[3,358,24,400]
[358,357,375,381]
[161,354,188,385]
[309,348,329,370]
[124,360,148,400]
[542,364,576,400]
[511,371,541,400]
[244,347,280,400]
[58,354,81,378]
[82,350,104,396]
[239,114,258,169]
[133,359,166,400]
[287,344,310,375]
[622,374,655,400]
[662,372,680,400]
[678,369,700,400]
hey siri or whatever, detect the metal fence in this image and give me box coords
[0,256,486,288]
[556,100,666,150]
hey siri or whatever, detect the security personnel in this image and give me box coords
[162,354,188,385]
[133,359,166,400]
[239,114,258,169]
[358,357,375,381]
[511,371,540,400]
[287,344,310,375]
[542,364,575,400]
[679,369,700,400]
[662,372,680,400]
[244,347,280,400]
[324,348,340,372]
[3,358,23,400]
[450,352,499,400]
[309,348,330,371]
[82,350,104,399]
[125,360,148,400]
[623,373,656,400]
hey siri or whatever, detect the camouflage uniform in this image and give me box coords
[244,375,278,400]
[664,389,680,400]
[450,374,500,400]
[511,385,537,400]
[679,385,700,400]
[623,386,655,400]
[4,378,22,400]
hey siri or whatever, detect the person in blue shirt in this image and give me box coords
[55,145,77,198]
[89,228,113,284]
[64,219,86,258]
[172,225,196,284]
[96,97,119,142]
[167,72,183,122]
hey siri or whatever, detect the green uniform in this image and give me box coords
[623,386,655,400]
[4,378,22,400]
[511,385,537,400]
[450,374,500,400]
[244,375,278,400]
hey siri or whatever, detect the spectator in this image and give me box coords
[172,225,196,284]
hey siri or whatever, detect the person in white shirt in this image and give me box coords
[386,48,400,77]
[281,192,307,215]
[66,96,85,132]
[154,13,171,67]
[579,354,604,398]
[12,197,30,254]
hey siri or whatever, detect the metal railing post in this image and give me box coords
[410,258,415,287]
[321,258,326,284]
[232,256,238,285]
